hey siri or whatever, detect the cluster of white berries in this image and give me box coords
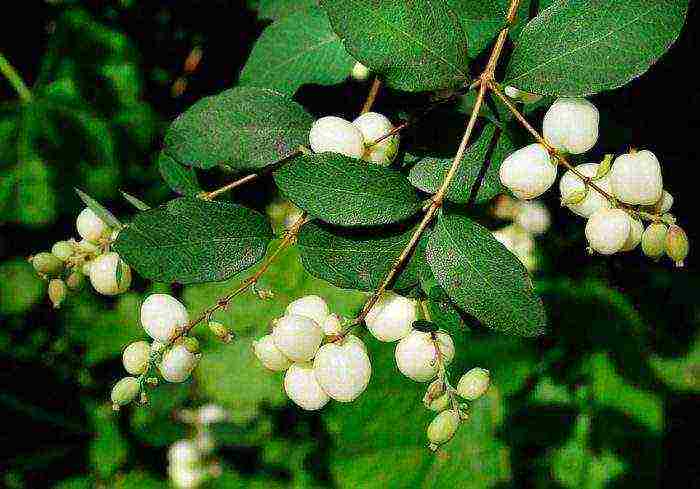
[29,207,132,308]
[491,196,552,271]
[167,404,229,488]
[253,295,371,410]
[308,112,399,165]
[499,95,688,265]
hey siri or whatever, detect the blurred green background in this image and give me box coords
[1,1,699,488]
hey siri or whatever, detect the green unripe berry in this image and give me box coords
[182,336,200,354]
[31,252,64,276]
[641,223,668,259]
[48,279,68,309]
[122,341,151,375]
[111,376,140,409]
[51,241,74,261]
[427,409,460,451]
[208,321,233,343]
[665,225,689,267]
[456,368,490,401]
[426,393,452,412]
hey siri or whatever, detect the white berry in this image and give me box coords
[427,409,460,449]
[657,190,673,214]
[621,216,644,252]
[559,162,612,218]
[168,439,201,467]
[168,464,206,489]
[159,344,200,383]
[515,200,551,235]
[499,143,557,200]
[285,295,329,326]
[284,362,330,411]
[504,86,542,104]
[272,314,323,362]
[122,340,151,375]
[351,61,370,81]
[141,294,189,343]
[609,150,663,205]
[76,207,108,242]
[456,368,490,400]
[89,252,131,296]
[395,330,454,382]
[322,313,343,336]
[493,224,537,271]
[365,292,417,342]
[543,97,599,154]
[352,112,399,165]
[309,116,364,159]
[252,334,292,372]
[313,335,371,402]
[585,208,632,255]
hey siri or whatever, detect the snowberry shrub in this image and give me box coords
[499,143,557,199]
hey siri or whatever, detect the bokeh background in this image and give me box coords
[1,1,699,488]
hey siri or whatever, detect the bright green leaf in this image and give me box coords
[74,188,122,228]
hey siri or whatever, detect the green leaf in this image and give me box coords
[297,221,420,291]
[321,0,470,92]
[274,153,422,226]
[241,7,355,96]
[163,87,313,171]
[74,188,122,228]
[120,190,151,211]
[113,197,273,284]
[408,124,514,204]
[257,0,316,20]
[426,211,546,336]
[506,0,690,96]
[418,259,468,332]
[157,152,200,196]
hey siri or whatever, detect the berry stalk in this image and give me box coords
[0,52,32,103]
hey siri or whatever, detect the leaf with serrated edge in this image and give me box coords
[426,211,546,336]
[274,153,422,226]
[74,188,122,228]
[114,197,272,284]
[321,0,470,92]
[163,87,313,171]
[297,221,420,291]
[241,7,355,96]
[506,0,689,96]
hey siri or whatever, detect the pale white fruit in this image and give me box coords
[395,330,454,382]
[543,97,599,154]
[621,217,644,251]
[504,86,542,104]
[122,340,151,375]
[585,208,632,255]
[313,335,371,402]
[272,314,323,362]
[351,61,370,81]
[285,295,329,326]
[89,252,131,296]
[499,144,557,200]
[492,224,537,271]
[168,464,206,489]
[559,162,612,218]
[322,313,343,336]
[252,334,292,372]
[196,404,229,425]
[309,116,365,158]
[111,376,140,407]
[352,112,399,165]
[159,344,200,383]
[515,200,551,235]
[658,190,674,214]
[609,150,663,205]
[456,368,490,400]
[284,362,330,411]
[365,292,417,342]
[168,439,201,466]
[427,409,460,448]
[141,293,189,343]
[76,207,107,242]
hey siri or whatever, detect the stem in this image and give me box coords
[361,77,382,114]
[0,52,32,103]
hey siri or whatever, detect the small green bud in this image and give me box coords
[351,61,370,81]
[426,393,452,413]
[31,252,64,276]
[456,368,490,401]
[208,321,234,343]
[182,336,200,354]
[641,223,668,259]
[665,225,689,267]
[111,376,140,410]
[48,279,68,309]
[65,271,85,291]
[427,409,460,451]
[51,241,74,261]
[122,341,151,375]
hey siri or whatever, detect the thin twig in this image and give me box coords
[361,77,382,114]
[0,52,32,103]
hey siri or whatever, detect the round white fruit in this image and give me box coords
[395,330,454,382]
[89,252,131,296]
[252,334,292,372]
[351,61,370,81]
[168,439,201,466]
[285,295,329,326]
[621,217,644,251]
[657,190,673,214]
[499,143,557,200]
[515,200,551,235]
[272,314,323,362]
[456,368,490,400]
[609,150,663,205]
[76,208,108,242]
[365,292,417,342]
[559,162,612,218]
[427,409,460,446]
[309,116,365,159]
[140,293,189,343]
[543,97,599,154]
[284,362,330,411]
[585,208,632,255]
[352,112,399,165]
[313,335,371,402]
[322,313,343,336]
[122,340,151,375]
[159,344,200,383]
